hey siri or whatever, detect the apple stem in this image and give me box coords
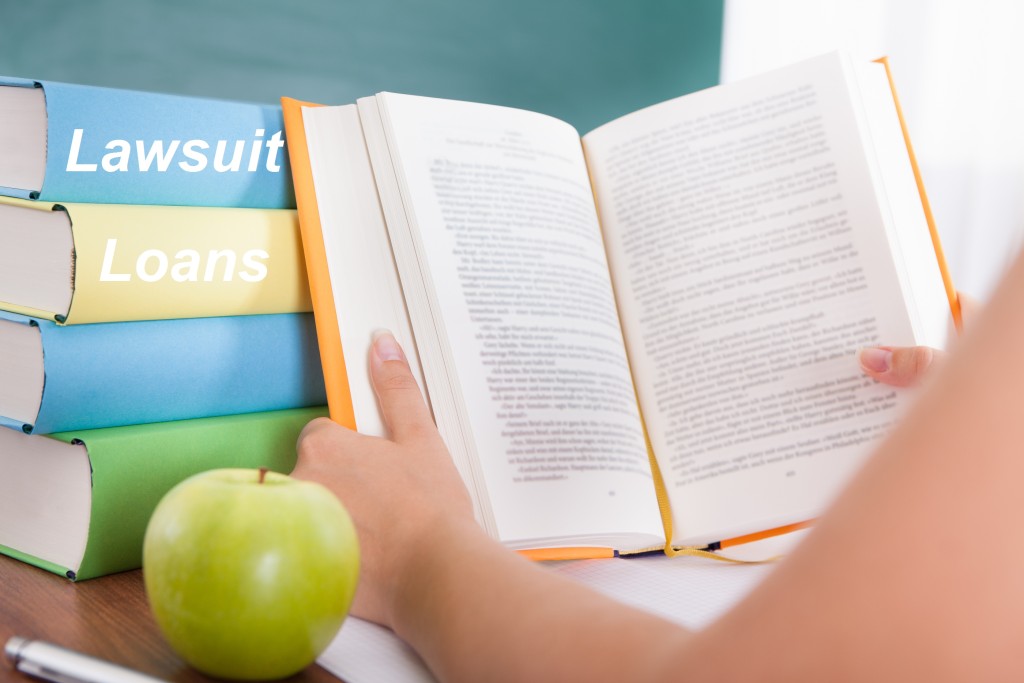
[258,467,268,484]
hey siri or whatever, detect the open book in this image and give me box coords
[282,52,958,558]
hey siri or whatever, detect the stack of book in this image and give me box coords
[0,76,328,580]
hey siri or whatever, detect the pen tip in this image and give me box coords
[4,636,29,664]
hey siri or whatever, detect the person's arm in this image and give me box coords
[684,267,1024,680]
[295,256,1024,681]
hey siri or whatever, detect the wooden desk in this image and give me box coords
[0,554,339,682]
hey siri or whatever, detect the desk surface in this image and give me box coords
[0,554,339,682]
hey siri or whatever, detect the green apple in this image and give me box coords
[143,468,359,680]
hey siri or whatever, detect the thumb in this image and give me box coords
[858,346,942,387]
[369,330,435,442]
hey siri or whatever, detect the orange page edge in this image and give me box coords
[281,97,357,430]
[874,56,963,333]
[518,548,617,561]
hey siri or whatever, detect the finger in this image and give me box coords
[369,330,435,442]
[858,346,942,387]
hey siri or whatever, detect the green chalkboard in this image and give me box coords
[0,0,722,134]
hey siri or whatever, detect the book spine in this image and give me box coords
[51,406,328,580]
[16,312,326,434]
[0,77,295,209]
[53,199,311,323]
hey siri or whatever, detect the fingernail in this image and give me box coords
[858,347,892,373]
[372,329,404,362]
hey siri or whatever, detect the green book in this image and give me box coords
[0,406,327,580]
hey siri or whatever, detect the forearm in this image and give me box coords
[390,518,693,683]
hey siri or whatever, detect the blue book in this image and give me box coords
[0,76,294,209]
[0,310,326,434]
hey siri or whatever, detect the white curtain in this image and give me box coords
[722,0,1024,301]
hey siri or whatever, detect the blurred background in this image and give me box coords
[723,0,1024,304]
[1,0,1020,302]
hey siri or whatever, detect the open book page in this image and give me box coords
[301,104,425,436]
[365,93,663,549]
[583,52,950,546]
[320,617,437,683]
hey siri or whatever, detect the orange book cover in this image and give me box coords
[281,98,357,430]
[875,57,962,332]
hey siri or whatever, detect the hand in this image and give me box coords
[291,331,476,629]
[858,292,974,387]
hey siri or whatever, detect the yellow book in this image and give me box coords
[0,196,311,324]
[282,52,959,559]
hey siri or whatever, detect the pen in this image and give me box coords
[4,637,168,683]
